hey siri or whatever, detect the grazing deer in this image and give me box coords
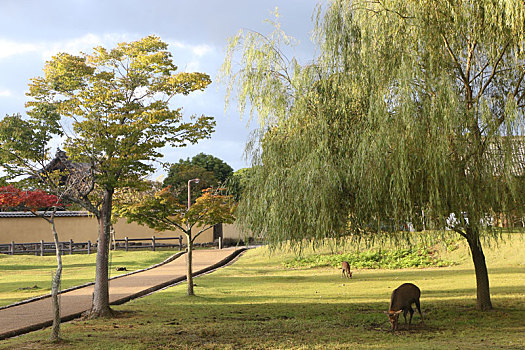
[341,261,352,278]
[384,283,424,331]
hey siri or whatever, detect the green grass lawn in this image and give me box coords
[0,234,524,349]
[0,250,177,307]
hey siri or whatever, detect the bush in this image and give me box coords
[282,246,453,269]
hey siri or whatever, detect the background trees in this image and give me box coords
[163,163,216,205]
[221,0,525,311]
[20,35,215,317]
[225,167,254,201]
[189,153,234,183]
[163,153,234,204]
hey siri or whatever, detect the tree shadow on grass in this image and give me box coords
[111,297,524,350]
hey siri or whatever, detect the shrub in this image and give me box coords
[282,246,453,269]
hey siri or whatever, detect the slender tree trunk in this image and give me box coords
[50,215,62,342]
[186,230,194,296]
[465,227,493,311]
[110,224,116,250]
[89,189,114,317]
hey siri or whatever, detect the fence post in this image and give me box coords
[179,235,183,251]
[10,241,15,255]
[87,240,91,254]
[125,237,129,252]
[69,239,73,255]
[152,236,156,251]
[40,240,44,256]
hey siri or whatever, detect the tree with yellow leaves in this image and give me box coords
[24,35,215,317]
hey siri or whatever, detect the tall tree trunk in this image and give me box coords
[186,230,194,296]
[465,227,493,311]
[50,214,62,342]
[89,189,114,317]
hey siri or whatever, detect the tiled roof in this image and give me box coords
[0,211,92,218]
[485,138,525,176]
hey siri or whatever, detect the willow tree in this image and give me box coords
[26,36,215,317]
[220,12,364,247]
[222,1,525,311]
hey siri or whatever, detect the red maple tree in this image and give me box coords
[0,185,61,211]
[0,185,65,340]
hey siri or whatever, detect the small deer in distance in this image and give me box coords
[341,261,352,278]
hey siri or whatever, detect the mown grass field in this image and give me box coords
[0,234,524,349]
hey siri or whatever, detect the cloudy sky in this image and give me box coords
[0,0,319,175]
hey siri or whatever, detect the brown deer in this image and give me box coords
[384,283,424,331]
[341,261,352,278]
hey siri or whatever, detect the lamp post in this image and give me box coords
[187,178,200,210]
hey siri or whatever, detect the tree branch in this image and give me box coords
[513,69,525,99]
[442,34,469,87]
[465,41,477,83]
[450,226,468,239]
[375,0,415,19]
[476,41,510,101]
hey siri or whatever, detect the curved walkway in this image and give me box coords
[0,247,246,340]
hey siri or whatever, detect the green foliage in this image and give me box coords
[283,246,453,269]
[220,9,303,126]
[223,2,525,248]
[222,1,525,310]
[163,153,234,204]
[0,113,61,179]
[314,0,525,235]
[163,163,217,205]
[224,167,254,201]
[219,11,371,247]
[25,35,215,191]
[15,35,217,315]
[188,153,233,183]
[115,185,187,232]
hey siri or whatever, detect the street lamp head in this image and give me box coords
[189,178,200,184]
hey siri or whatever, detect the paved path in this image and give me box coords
[0,247,245,340]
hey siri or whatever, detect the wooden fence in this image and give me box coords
[114,236,184,252]
[0,236,187,256]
